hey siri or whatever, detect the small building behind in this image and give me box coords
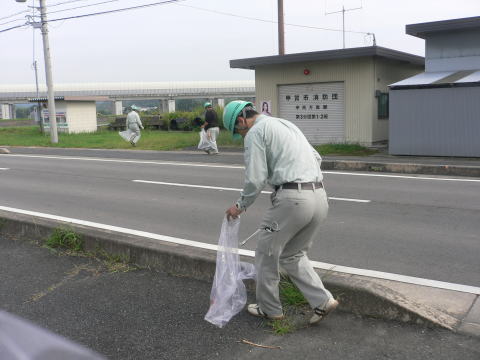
[230,46,424,145]
[29,96,107,133]
[389,16,480,157]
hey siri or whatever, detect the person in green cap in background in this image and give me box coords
[201,102,220,155]
[223,100,338,325]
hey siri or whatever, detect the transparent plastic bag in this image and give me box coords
[119,129,141,144]
[198,128,213,151]
[204,217,256,328]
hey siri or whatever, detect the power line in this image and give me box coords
[174,3,372,35]
[49,0,92,8]
[0,9,29,22]
[44,0,123,16]
[2,0,373,41]
[0,17,27,27]
[0,0,87,23]
[0,23,29,34]
[45,0,184,23]
[0,0,182,34]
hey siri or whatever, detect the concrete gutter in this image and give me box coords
[0,210,479,338]
[322,160,480,178]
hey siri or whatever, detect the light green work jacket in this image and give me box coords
[236,114,323,210]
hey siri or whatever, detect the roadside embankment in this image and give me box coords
[1,208,478,338]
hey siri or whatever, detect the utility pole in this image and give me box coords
[277,0,285,55]
[32,60,43,132]
[325,1,363,49]
[19,0,58,142]
[38,0,58,143]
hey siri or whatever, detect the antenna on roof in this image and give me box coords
[325,0,363,48]
[367,32,376,46]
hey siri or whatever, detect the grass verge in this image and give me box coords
[45,228,84,252]
[269,318,296,335]
[1,126,377,156]
[264,275,311,335]
[44,228,136,273]
[315,143,378,156]
[0,126,242,151]
[279,274,308,306]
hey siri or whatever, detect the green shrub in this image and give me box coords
[45,228,84,252]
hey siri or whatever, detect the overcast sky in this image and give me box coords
[1,0,478,85]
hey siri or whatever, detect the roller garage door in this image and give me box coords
[278,82,345,144]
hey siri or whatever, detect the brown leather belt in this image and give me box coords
[275,182,323,191]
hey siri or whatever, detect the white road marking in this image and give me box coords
[133,180,371,203]
[3,154,479,183]
[327,197,370,203]
[0,204,478,295]
[133,180,271,195]
[309,260,480,295]
[0,168,9,170]
[1,154,244,169]
[323,170,480,183]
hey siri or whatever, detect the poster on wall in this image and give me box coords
[41,110,68,129]
[260,100,272,116]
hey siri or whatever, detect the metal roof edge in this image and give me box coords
[230,46,424,69]
[406,16,480,39]
[390,82,480,90]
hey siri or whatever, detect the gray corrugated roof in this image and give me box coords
[230,46,424,70]
[406,16,480,39]
[390,70,480,89]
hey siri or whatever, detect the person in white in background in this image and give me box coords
[125,105,144,146]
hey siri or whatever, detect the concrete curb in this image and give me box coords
[0,210,478,338]
[322,160,480,178]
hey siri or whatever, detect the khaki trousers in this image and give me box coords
[255,186,332,317]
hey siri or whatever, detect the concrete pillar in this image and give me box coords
[159,99,168,114]
[0,104,11,119]
[32,106,40,123]
[9,104,16,119]
[0,104,6,119]
[168,99,175,113]
[217,98,225,108]
[113,100,123,115]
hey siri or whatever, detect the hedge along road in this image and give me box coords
[0,153,479,290]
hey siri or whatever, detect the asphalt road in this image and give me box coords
[2,235,479,360]
[0,148,479,288]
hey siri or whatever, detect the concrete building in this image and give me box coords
[31,96,107,134]
[230,46,423,145]
[389,16,480,157]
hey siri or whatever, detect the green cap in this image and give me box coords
[131,105,140,111]
[204,102,212,109]
[222,100,253,140]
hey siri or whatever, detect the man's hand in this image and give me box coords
[226,205,243,221]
